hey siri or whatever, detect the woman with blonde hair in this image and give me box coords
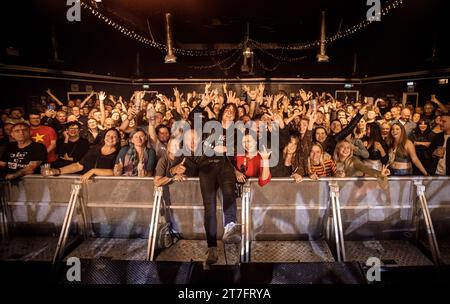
[333,139,390,178]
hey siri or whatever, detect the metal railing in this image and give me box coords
[1,175,448,265]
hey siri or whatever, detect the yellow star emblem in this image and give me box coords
[32,132,45,143]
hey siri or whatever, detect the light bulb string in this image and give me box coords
[80,0,404,56]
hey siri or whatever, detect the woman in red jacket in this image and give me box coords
[235,133,272,186]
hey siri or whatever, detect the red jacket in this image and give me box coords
[235,154,271,187]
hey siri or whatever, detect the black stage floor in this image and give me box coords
[1,259,449,284]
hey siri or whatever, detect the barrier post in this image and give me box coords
[52,181,82,264]
[0,180,10,240]
[328,181,346,262]
[147,186,163,261]
[240,181,251,263]
[414,180,441,266]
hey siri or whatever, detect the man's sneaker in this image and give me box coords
[222,222,241,244]
[205,247,218,265]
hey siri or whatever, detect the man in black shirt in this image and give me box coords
[0,123,47,180]
[52,122,89,168]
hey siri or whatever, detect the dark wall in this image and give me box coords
[0,76,133,109]
[0,74,448,111]
[362,78,450,105]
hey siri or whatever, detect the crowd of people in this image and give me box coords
[1,83,449,264]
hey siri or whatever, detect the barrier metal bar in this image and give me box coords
[245,183,251,263]
[0,180,10,239]
[77,187,91,239]
[240,184,246,262]
[52,182,82,264]
[328,181,346,262]
[414,180,441,266]
[240,182,251,263]
[17,175,450,182]
[147,186,162,261]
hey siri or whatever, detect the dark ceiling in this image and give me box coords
[1,0,449,78]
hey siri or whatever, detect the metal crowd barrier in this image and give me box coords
[1,175,449,265]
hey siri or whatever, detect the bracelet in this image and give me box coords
[261,159,270,167]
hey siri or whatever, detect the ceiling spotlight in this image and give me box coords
[164,13,177,63]
[241,46,254,74]
[317,11,329,63]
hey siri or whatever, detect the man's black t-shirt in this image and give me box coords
[1,141,47,174]
[53,138,90,168]
[79,146,118,173]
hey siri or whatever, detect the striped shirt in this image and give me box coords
[309,159,337,177]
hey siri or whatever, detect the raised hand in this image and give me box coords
[200,91,214,108]
[374,141,385,154]
[358,104,368,116]
[136,91,145,100]
[247,89,258,100]
[172,158,186,175]
[226,90,237,104]
[173,87,181,99]
[381,164,390,177]
[299,89,308,102]
[98,91,106,102]
[146,103,156,119]
[127,107,137,119]
[309,111,318,123]
[113,158,123,176]
[204,82,212,94]
[258,82,265,95]
[258,145,272,160]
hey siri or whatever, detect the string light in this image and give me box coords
[250,0,404,50]
[255,55,280,72]
[253,45,308,62]
[80,0,404,62]
[80,1,239,57]
[184,48,242,69]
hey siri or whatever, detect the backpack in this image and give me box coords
[156,221,180,249]
[156,198,182,249]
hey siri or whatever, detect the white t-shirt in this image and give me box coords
[436,134,450,175]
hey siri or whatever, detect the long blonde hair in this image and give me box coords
[333,139,354,167]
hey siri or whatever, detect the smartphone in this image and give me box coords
[47,105,55,111]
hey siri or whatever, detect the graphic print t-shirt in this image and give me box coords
[2,141,47,174]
